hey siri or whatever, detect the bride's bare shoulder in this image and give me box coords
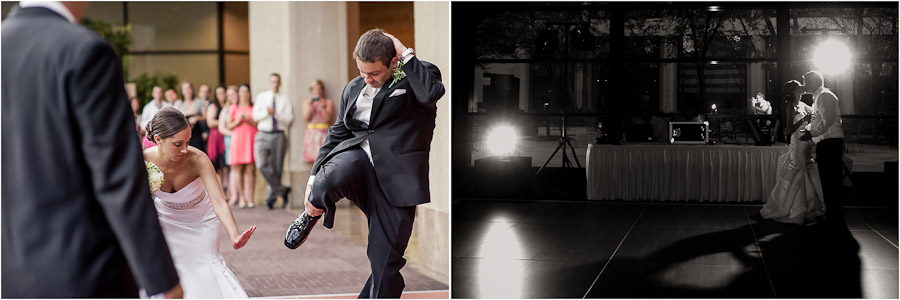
[186,146,212,167]
[143,145,159,161]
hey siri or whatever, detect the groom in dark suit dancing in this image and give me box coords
[284,29,444,298]
[2,1,181,297]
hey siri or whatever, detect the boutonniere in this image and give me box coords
[389,62,406,88]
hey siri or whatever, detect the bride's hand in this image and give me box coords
[232,225,256,250]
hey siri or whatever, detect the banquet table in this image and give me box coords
[586,143,789,202]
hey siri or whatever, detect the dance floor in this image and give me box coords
[218,206,448,297]
[452,199,898,298]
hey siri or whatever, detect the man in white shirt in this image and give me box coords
[750,92,772,115]
[140,86,171,130]
[800,70,845,226]
[253,73,294,209]
[284,29,444,298]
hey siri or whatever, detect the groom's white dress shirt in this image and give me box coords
[307,54,415,186]
[805,86,844,144]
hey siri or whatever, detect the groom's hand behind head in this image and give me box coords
[382,32,408,60]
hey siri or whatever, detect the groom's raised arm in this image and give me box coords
[400,56,445,107]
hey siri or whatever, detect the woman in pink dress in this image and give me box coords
[206,86,228,194]
[227,84,257,208]
[301,79,335,162]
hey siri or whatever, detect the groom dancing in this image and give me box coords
[284,29,444,298]
[800,70,845,226]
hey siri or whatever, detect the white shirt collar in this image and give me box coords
[19,1,76,24]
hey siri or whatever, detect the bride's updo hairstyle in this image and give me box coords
[146,107,190,144]
[783,80,802,105]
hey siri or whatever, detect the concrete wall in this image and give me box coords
[248,1,349,209]
[413,1,450,282]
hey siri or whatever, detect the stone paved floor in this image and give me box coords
[217,205,448,297]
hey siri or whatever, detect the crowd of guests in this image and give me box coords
[129,76,335,209]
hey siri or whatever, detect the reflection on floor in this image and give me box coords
[452,199,898,298]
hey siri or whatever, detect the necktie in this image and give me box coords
[272,93,278,131]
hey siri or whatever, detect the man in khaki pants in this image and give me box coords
[253,73,294,209]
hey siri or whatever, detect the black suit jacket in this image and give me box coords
[311,57,445,207]
[1,6,179,297]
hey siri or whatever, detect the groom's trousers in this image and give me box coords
[816,138,845,222]
[309,147,417,298]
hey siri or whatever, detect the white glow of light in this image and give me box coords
[711,104,717,110]
[485,124,518,156]
[813,39,852,75]
[474,225,525,298]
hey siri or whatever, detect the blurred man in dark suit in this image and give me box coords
[2,2,181,297]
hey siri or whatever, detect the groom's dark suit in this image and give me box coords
[308,56,444,297]
[1,6,179,297]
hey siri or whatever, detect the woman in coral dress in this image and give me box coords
[227,84,258,208]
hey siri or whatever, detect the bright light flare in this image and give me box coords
[485,124,518,156]
[813,40,852,75]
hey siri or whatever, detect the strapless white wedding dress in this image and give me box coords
[150,177,248,299]
[760,125,825,225]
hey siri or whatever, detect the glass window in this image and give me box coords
[473,62,609,115]
[130,54,219,87]
[625,9,777,60]
[128,2,218,51]
[474,7,609,60]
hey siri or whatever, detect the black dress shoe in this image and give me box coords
[284,211,320,249]
[265,195,275,210]
[281,187,291,209]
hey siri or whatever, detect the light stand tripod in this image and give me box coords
[533,109,582,181]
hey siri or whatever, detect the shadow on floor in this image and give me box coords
[587,219,862,298]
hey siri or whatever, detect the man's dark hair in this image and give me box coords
[271,73,281,80]
[353,29,395,67]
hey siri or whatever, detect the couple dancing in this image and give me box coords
[761,71,845,227]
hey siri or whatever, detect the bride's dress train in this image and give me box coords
[149,177,248,298]
[760,127,825,225]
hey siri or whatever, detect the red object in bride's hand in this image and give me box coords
[233,225,256,250]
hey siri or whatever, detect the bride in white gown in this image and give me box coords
[760,80,825,225]
[143,107,256,298]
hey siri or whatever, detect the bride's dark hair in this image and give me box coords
[783,80,802,104]
[146,107,190,144]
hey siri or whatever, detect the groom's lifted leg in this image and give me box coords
[285,148,373,248]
